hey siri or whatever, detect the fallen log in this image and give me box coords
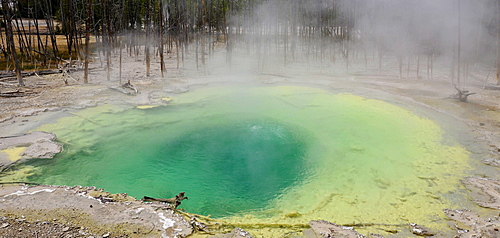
[108,86,136,95]
[0,93,26,97]
[451,85,476,102]
[0,71,35,80]
[0,70,61,80]
[0,82,19,86]
[107,80,139,95]
[122,80,138,94]
[484,84,500,90]
[142,192,188,208]
[0,89,36,97]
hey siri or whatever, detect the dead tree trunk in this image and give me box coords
[2,0,24,86]
[496,31,499,85]
[145,0,151,77]
[176,37,180,69]
[416,54,420,79]
[398,56,403,79]
[42,0,59,66]
[84,0,92,84]
[159,0,165,78]
[33,11,46,66]
[453,85,475,102]
[378,50,382,75]
[13,13,30,57]
[456,0,462,87]
[0,23,6,60]
[119,41,122,84]
[226,0,232,66]
[343,36,349,73]
[105,0,112,81]
[201,0,206,71]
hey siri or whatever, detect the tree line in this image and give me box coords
[1,0,499,87]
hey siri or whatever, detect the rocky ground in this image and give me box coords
[0,216,103,238]
[0,184,195,238]
[1,49,500,237]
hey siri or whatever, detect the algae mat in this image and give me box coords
[13,85,470,234]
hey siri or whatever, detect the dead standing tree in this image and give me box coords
[145,0,151,77]
[159,0,165,78]
[84,0,92,84]
[1,0,24,86]
[497,30,499,85]
[105,0,112,81]
[452,0,474,102]
[496,2,500,85]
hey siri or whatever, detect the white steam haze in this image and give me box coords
[82,0,499,88]
[201,0,498,87]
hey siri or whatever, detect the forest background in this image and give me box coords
[0,0,499,90]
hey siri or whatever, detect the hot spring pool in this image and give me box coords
[15,85,471,232]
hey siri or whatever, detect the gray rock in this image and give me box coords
[308,220,367,238]
[482,158,500,167]
[409,223,435,236]
[209,228,253,238]
[444,208,500,238]
[23,140,62,158]
[0,131,62,168]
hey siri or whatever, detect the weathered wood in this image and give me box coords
[122,80,138,94]
[1,0,24,86]
[142,192,188,208]
[108,86,135,96]
[0,88,36,97]
[0,82,19,86]
[84,0,93,84]
[484,84,500,91]
[0,93,27,97]
[159,0,165,78]
[452,85,476,102]
[33,49,68,63]
[0,70,61,81]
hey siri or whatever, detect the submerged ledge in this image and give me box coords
[0,131,62,170]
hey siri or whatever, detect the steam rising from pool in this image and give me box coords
[23,85,470,232]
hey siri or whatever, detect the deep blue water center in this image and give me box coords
[154,119,307,216]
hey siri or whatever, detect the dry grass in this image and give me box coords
[1,27,97,72]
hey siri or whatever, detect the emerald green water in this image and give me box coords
[27,117,307,216]
[15,85,471,231]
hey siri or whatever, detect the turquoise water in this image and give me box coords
[27,117,307,216]
[15,85,470,232]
